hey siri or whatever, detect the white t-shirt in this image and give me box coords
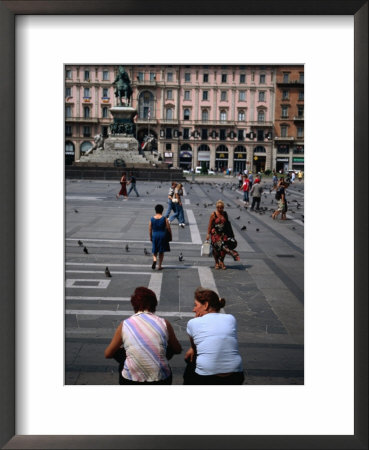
[187,313,243,376]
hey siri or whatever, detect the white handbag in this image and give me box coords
[201,240,211,257]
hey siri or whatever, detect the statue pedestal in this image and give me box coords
[110,106,136,122]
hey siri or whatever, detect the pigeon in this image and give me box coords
[226,203,231,207]
[241,225,247,230]
[179,253,184,262]
[235,216,240,220]
[248,221,251,224]
[74,209,79,213]
[196,203,199,206]
[77,240,83,247]
[292,226,296,230]
[144,248,148,256]
[83,246,89,254]
[256,228,260,232]
[146,191,150,195]
[105,267,112,277]
[125,244,129,252]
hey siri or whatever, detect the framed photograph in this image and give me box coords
[1,1,367,449]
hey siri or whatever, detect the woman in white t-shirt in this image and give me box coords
[184,287,244,385]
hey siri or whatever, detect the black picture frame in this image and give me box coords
[0,1,367,449]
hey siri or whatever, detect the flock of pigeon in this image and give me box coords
[73,179,303,278]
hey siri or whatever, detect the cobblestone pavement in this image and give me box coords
[65,176,304,385]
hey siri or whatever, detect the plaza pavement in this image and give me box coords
[65,176,304,385]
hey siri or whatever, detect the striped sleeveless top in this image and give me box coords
[122,312,171,382]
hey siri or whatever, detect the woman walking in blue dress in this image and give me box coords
[149,204,172,270]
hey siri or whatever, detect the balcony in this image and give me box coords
[135,117,158,125]
[294,115,304,121]
[277,80,304,87]
[134,79,157,87]
[159,119,179,125]
[274,136,295,141]
[65,116,99,123]
[249,121,273,127]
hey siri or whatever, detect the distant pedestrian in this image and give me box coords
[238,172,243,188]
[104,286,182,385]
[127,172,139,197]
[116,172,128,199]
[272,178,287,220]
[250,178,263,211]
[149,204,172,270]
[248,172,254,189]
[298,171,303,182]
[291,171,296,183]
[272,172,278,189]
[164,181,177,218]
[183,287,244,385]
[169,183,185,227]
[241,175,250,205]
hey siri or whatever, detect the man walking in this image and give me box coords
[127,172,140,197]
[165,181,177,218]
[241,175,250,205]
[250,179,263,211]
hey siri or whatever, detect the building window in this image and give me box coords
[202,110,209,121]
[103,88,109,97]
[184,72,191,82]
[258,91,265,102]
[65,125,72,136]
[258,110,265,122]
[257,130,264,141]
[277,145,289,154]
[238,110,245,121]
[184,90,191,100]
[239,91,246,101]
[150,72,156,81]
[282,106,289,118]
[65,105,72,118]
[167,89,172,100]
[138,91,154,119]
[220,129,226,140]
[166,108,173,120]
[220,91,227,101]
[202,90,208,101]
[66,69,72,79]
[65,87,71,97]
[102,107,109,118]
[298,105,304,117]
[167,72,173,82]
[221,74,227,83]
[294,145,304,154]
[166,128,172,139]
[201,129,208,140]
[283,72,289,83]
[184,109,190,120]
[297,127,304,138]
[83,126,90,137]
[103,70,109,81]
[240,73,246,83]
[259,74,266,84]
[183,128,190,139]
[83,106,90,118]
[299,91,304,101]
[84,88,90,98]
[220,110,227,122]
[203,73,209,82]
[238,129,244,141]
[299,72,304,83]
[137,72,144,81]
[84,70,90,81]
[282,90,289,100]
[281,125,288,137]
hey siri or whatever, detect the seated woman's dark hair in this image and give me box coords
[131,287,158,313]
[155,204,164,214]
[194,287,226,311]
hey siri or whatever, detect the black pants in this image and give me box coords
[183,360,244,385]
[251,197,261,210]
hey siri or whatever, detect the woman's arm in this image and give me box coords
[165,218,172,239]
[185,337,197,362]
[206,212,215,240]
[149,220,152,241]
[104,324,123,358]
[165,319,182,355]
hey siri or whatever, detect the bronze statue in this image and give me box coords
[113,66,132,106]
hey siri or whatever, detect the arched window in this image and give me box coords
[138,91,155,119]
[202,109,209,121]
[184,108,190,120]
[254,146,266,153]
[216,144,228,152]
[220,110,227,122]
[198,144,210,152]
[166,108,173,120]
[234,145,246,152]
[258,110,265,122]
[65,141,74,154]
[80,141,93,154]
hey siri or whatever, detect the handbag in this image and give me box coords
[166,229,172,242]
[201,240,211,257]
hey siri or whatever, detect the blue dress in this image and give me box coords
[151,216,170,253]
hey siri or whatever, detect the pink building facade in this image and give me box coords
[65,65,298,173]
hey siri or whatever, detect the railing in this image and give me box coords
[293,116,304,121]
[159,119,180,124]
[65,116,99,122]
[274,136,295,141]
[249,121,273,127]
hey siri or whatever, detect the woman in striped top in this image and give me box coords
[105,287,182,384]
